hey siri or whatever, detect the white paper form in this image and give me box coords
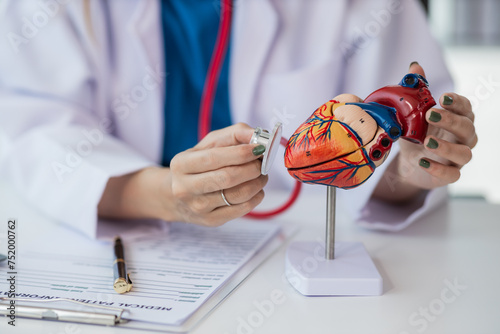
[0,220,281,326]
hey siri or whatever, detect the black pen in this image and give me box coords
[113,236,133,293]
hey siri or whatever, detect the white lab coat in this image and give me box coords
[0,0,451,239]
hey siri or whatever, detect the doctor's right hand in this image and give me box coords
[98,123,268,226]
[168,123,268,226]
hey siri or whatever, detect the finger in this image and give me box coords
[408,61,426,78]
[189,160,262,194]
[202,190,266,227]
[418,158,461,186]
[424,136,473,168]
[219,175,268,206]
[469,132,479,149]
[426,108,476,147]
[438,92,474,122]
[187,175,268,213]
[196,123,255,149]
[172,143,264,174]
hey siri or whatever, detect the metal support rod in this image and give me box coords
[325,186,336,260]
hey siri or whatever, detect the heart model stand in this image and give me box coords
[285,186,383,296]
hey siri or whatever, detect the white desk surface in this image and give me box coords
[0,187,499,334]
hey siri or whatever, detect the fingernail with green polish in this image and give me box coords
[252,145,266,156]
[419,158,430,169]
[409,61,419,68]
[427,138,439,149]
[429,111,442,122]
[443,95,453,105]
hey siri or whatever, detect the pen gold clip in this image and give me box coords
[113,236,133,293]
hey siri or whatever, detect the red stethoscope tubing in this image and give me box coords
[198,0,232,138]
[198,0,301,219]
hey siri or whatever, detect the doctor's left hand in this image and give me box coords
[374,62,478,203]
[98,123,268,226]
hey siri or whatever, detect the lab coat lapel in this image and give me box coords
[123,0,165,162]
[230,0,278,125]
[131,0,164,77]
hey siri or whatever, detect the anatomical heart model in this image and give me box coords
[285,73,436,188]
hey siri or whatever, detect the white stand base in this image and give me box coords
[285,241,383,296]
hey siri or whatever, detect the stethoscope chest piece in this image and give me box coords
[250,122,283,175]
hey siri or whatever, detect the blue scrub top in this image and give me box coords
[161,0,232,166]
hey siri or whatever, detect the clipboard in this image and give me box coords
[0,222,296,333]
[121,224,293,332]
